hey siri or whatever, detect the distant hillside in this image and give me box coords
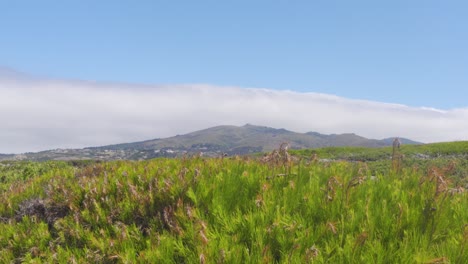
[0,124,421,161]
[381,137,421,145]
[89,124,418,153]
[0,124,418,160]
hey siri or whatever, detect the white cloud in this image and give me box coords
[1,72,467,153]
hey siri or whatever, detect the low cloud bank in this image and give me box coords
[1,73,467,153]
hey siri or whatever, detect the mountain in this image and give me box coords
[93,124,399,152]
[380,137,421,145]
[0,124,421,161]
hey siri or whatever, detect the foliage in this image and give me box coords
[0,146,467,263]
[292,141,468,160]
[291,141,468,187]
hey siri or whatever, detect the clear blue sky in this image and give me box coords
[1,0,467,109]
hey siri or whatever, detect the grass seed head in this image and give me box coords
[199,253,206,264]
[305,245,320,260]
[354,232,368,249]
[424,257,449,263]
[199,230,209,245]
[327,222,338,235]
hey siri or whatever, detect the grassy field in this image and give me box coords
[0,143,467,263]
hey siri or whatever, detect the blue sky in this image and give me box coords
[1,1,468,153]
[1,0,467,109]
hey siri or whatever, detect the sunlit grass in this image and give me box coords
[0,148,466,263]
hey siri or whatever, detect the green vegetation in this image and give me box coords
[1,143,467,263]
[291,141,468,187]
[291,141,468,160]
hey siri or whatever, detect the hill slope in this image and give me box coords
[1,155,466,262]
[1,124,420,161]
[93,124,417,151]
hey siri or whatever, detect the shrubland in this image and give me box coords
[0,143,466,263]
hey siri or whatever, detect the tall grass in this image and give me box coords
[0,153,466,263]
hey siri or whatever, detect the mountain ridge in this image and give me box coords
[0,124,421,161]
[87,124,416,151]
